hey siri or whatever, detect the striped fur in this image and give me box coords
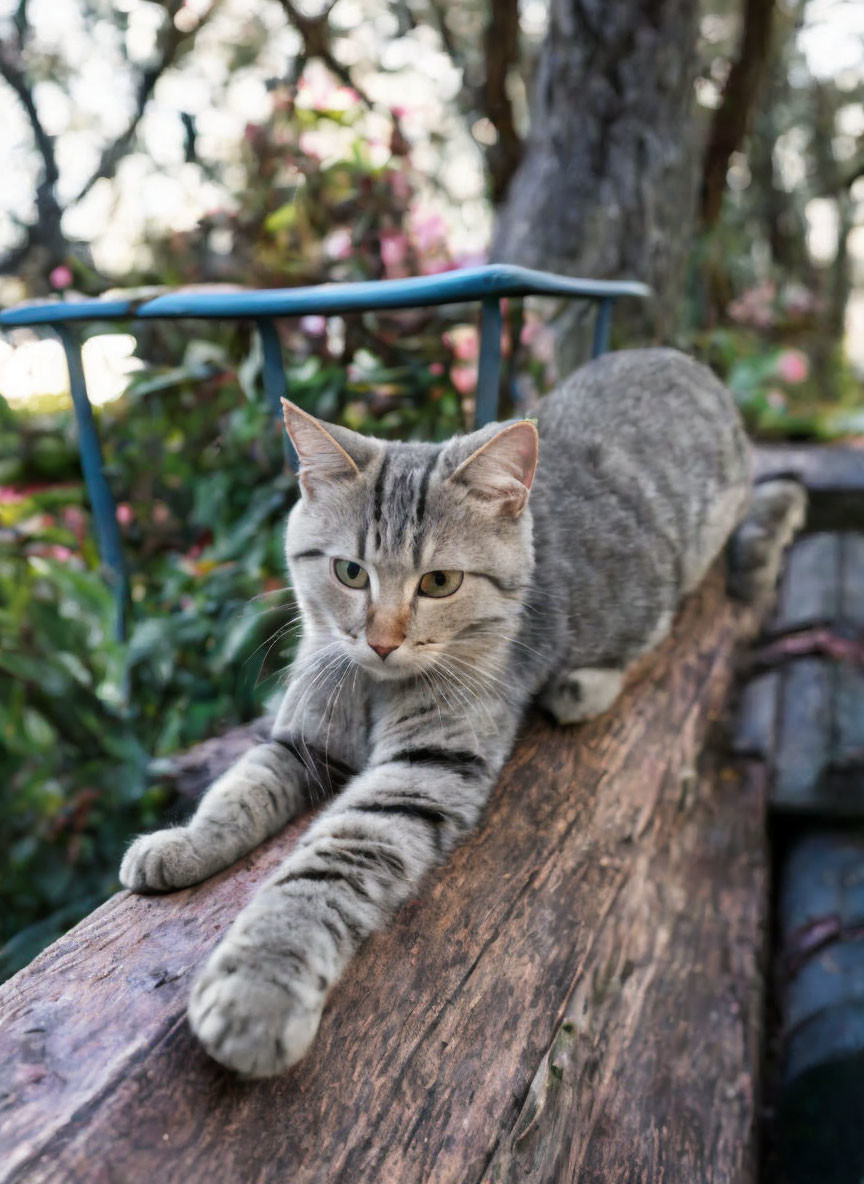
[120,348,804,1077]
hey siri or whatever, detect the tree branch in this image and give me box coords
[482,0,522,204]
[0,37,65,270]
[700,0,776,227]
[72,0,200,205]
[274,0,373,107]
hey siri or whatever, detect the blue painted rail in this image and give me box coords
[0,265,650,638]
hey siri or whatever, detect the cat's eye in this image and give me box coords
[418,570,464,598]
[333,558,369,589]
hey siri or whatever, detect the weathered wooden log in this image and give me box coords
[0,572,764,1184]
[149,718,271,800]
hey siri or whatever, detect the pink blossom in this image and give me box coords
[0,486,26,504]
[451,364,477,396]
[325,228,353,260]
[411,210,448,255]
[446,325,478,362]
[429,362,444,376]
[115,502,134,527]
[420,258,454,276]
[300,315,327,336]
[380,231,408,269]
[452,250,487,270]
[727,282,776,329]
[49,265,73,290]
[775,349,809,384]
[46,544,74,562]
[385,170,412,202]
[62,505,87,543]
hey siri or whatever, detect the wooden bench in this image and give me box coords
[0,569,766,1184]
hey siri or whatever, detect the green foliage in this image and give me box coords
[0,99,495,980]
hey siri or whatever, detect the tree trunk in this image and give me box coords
[491,0,704,346]
[700,0,776,228]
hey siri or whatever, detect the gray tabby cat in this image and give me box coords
[120,347,805,1077]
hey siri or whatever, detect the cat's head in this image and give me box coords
[282,400,538,682]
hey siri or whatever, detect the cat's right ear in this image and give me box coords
[282,400,378,499]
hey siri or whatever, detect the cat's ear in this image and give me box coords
[449,421,538,518]
[282,399,378,498]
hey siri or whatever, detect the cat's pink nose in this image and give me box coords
[371,642,399,660]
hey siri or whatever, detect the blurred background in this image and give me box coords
[0,0,862,978]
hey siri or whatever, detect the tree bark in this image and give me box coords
[491,0,704,342]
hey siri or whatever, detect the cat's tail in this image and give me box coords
[727,477,808,605]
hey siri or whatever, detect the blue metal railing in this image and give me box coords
[0,264,650,638]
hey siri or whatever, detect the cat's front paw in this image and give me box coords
[120,828,208,893]
[188,944,324,1077]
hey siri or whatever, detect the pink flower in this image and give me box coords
[63,505,87,543]
[451,364,477,396]
[419,258,454,276]
[775,349,809,384]
[429,362,444,376]
[411,211,447,254]
[445,326,478,362]
[325,228,353,260]
[385,170,412,202]
[115,502,134,527]
[380,231,408,269]
[300,315,326,336]
[452,250,487,270]
[0,486,26,504]
[49,265,73,290]
[46,544,74,562]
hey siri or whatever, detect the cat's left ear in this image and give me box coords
[282,399,379,499]
[449,421,539,518]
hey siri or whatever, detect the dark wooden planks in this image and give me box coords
[777,833,864,1184]
[770,533,840,635]
[754,444,864,492]
[0,573,761,1184]
[773,658,834,810]
[755,445,864,532]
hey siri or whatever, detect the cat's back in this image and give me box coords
[527,348,751,669]
[535,347,747,467]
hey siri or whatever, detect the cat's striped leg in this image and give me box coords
[187,748,499,1077]
[119,737,348,893]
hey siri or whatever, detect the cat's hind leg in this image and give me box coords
[539,667,625,725]
[727,478,807,604]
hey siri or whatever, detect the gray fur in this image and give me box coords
[120,347,804,1076]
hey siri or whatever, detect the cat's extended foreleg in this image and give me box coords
[187,753,497,1077]
[120,739,333,893]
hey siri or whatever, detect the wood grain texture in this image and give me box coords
[0,573,763,1184]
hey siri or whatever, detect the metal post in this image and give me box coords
[476,296,502,428]
[592,297,615,357]
[256,318,297,470]
[56,325,128,641]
